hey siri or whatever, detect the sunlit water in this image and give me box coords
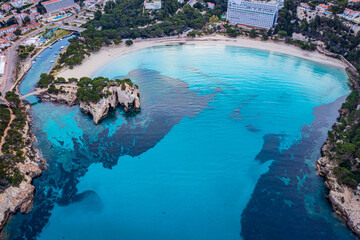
[4,43,357,240]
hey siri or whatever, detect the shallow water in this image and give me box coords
[4,43,356,240]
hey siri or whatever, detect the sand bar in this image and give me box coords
[57,35,346,79]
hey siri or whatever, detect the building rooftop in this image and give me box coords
[0,25,18,32]
[228,0,279,14]
[42,0,62,5]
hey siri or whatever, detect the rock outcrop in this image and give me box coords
[0,106,45,232]
[37,83,78,106]
[37,83,140,124]
[316,102,360,237]
[317,145,360,237]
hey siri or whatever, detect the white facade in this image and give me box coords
[144,0,161,10]
[42,0,75,13]
[0,55,6,77]
[10,0,25,8]
[0,25,18,37]
[227,0,279,29]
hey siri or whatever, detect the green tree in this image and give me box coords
[209,15,219,23]
[14,28,21,36]
[125,39,133,46]
[187,31,196,38]
[261,34,268,41]
[278,30,287,38]
[342,143,356,155]
[23,15,31,24]
[249,29,257,38]
[94,10,102,20]
[5,91,20,106]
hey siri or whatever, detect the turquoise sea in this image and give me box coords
[4,39,358,240]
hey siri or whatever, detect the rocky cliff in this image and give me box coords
[316,101,360,237]
[37,83,140,124]
[0,105,45,232]
[317,144,360,237]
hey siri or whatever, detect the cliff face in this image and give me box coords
[0,107,45,230]
[38,83,78,106]
[80,84,140,124]
[38,83,140,124]
[317,145,360,236]
[316,101,360,237]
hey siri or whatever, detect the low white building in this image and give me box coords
[42,0,75,13]
[1,4,12,11]
[0,25,18,37]
[10,0,27,8]
[20,22,40,34]
[0,55,6,77]
[144,0,161,10]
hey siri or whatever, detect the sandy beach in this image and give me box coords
[57,35,346,79]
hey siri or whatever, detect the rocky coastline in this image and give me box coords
[0,104,46,234]
[317,139,360,237]
[316,71,360,237]
[36,82,140,124]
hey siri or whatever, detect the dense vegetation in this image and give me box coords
[18,45,36,59]
[277,0,360,71]
[0,105,11,140]
[58,0,227,67]
[0,92,27,191]
[37,74,136,103]
[326,90,360,188]
[36,73,56,88]
[76,77,135,103]
[274,0,298,37]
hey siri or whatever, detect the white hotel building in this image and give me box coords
[42,0,75,13]
[227,0,279,29]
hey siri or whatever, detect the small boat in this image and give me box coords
[50,60,54,63]
[59,38,63,41]
[38,55,41,58]
[32,60,36,64]
[60,46,64,49]
[49,46,53,49]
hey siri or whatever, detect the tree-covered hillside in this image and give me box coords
[58,0,227,67]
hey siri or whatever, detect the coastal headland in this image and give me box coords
[0,96,45,233]
[316,73,360,237]
[35,76,140,124]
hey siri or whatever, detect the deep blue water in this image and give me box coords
[3,42,357,240]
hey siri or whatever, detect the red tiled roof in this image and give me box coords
[21,23,40,30]
[0,25,18,32]
[1,4,11,9]
[318,4,328,9]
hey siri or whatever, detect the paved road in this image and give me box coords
[0,23,51,95]
[55,23,85,32]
